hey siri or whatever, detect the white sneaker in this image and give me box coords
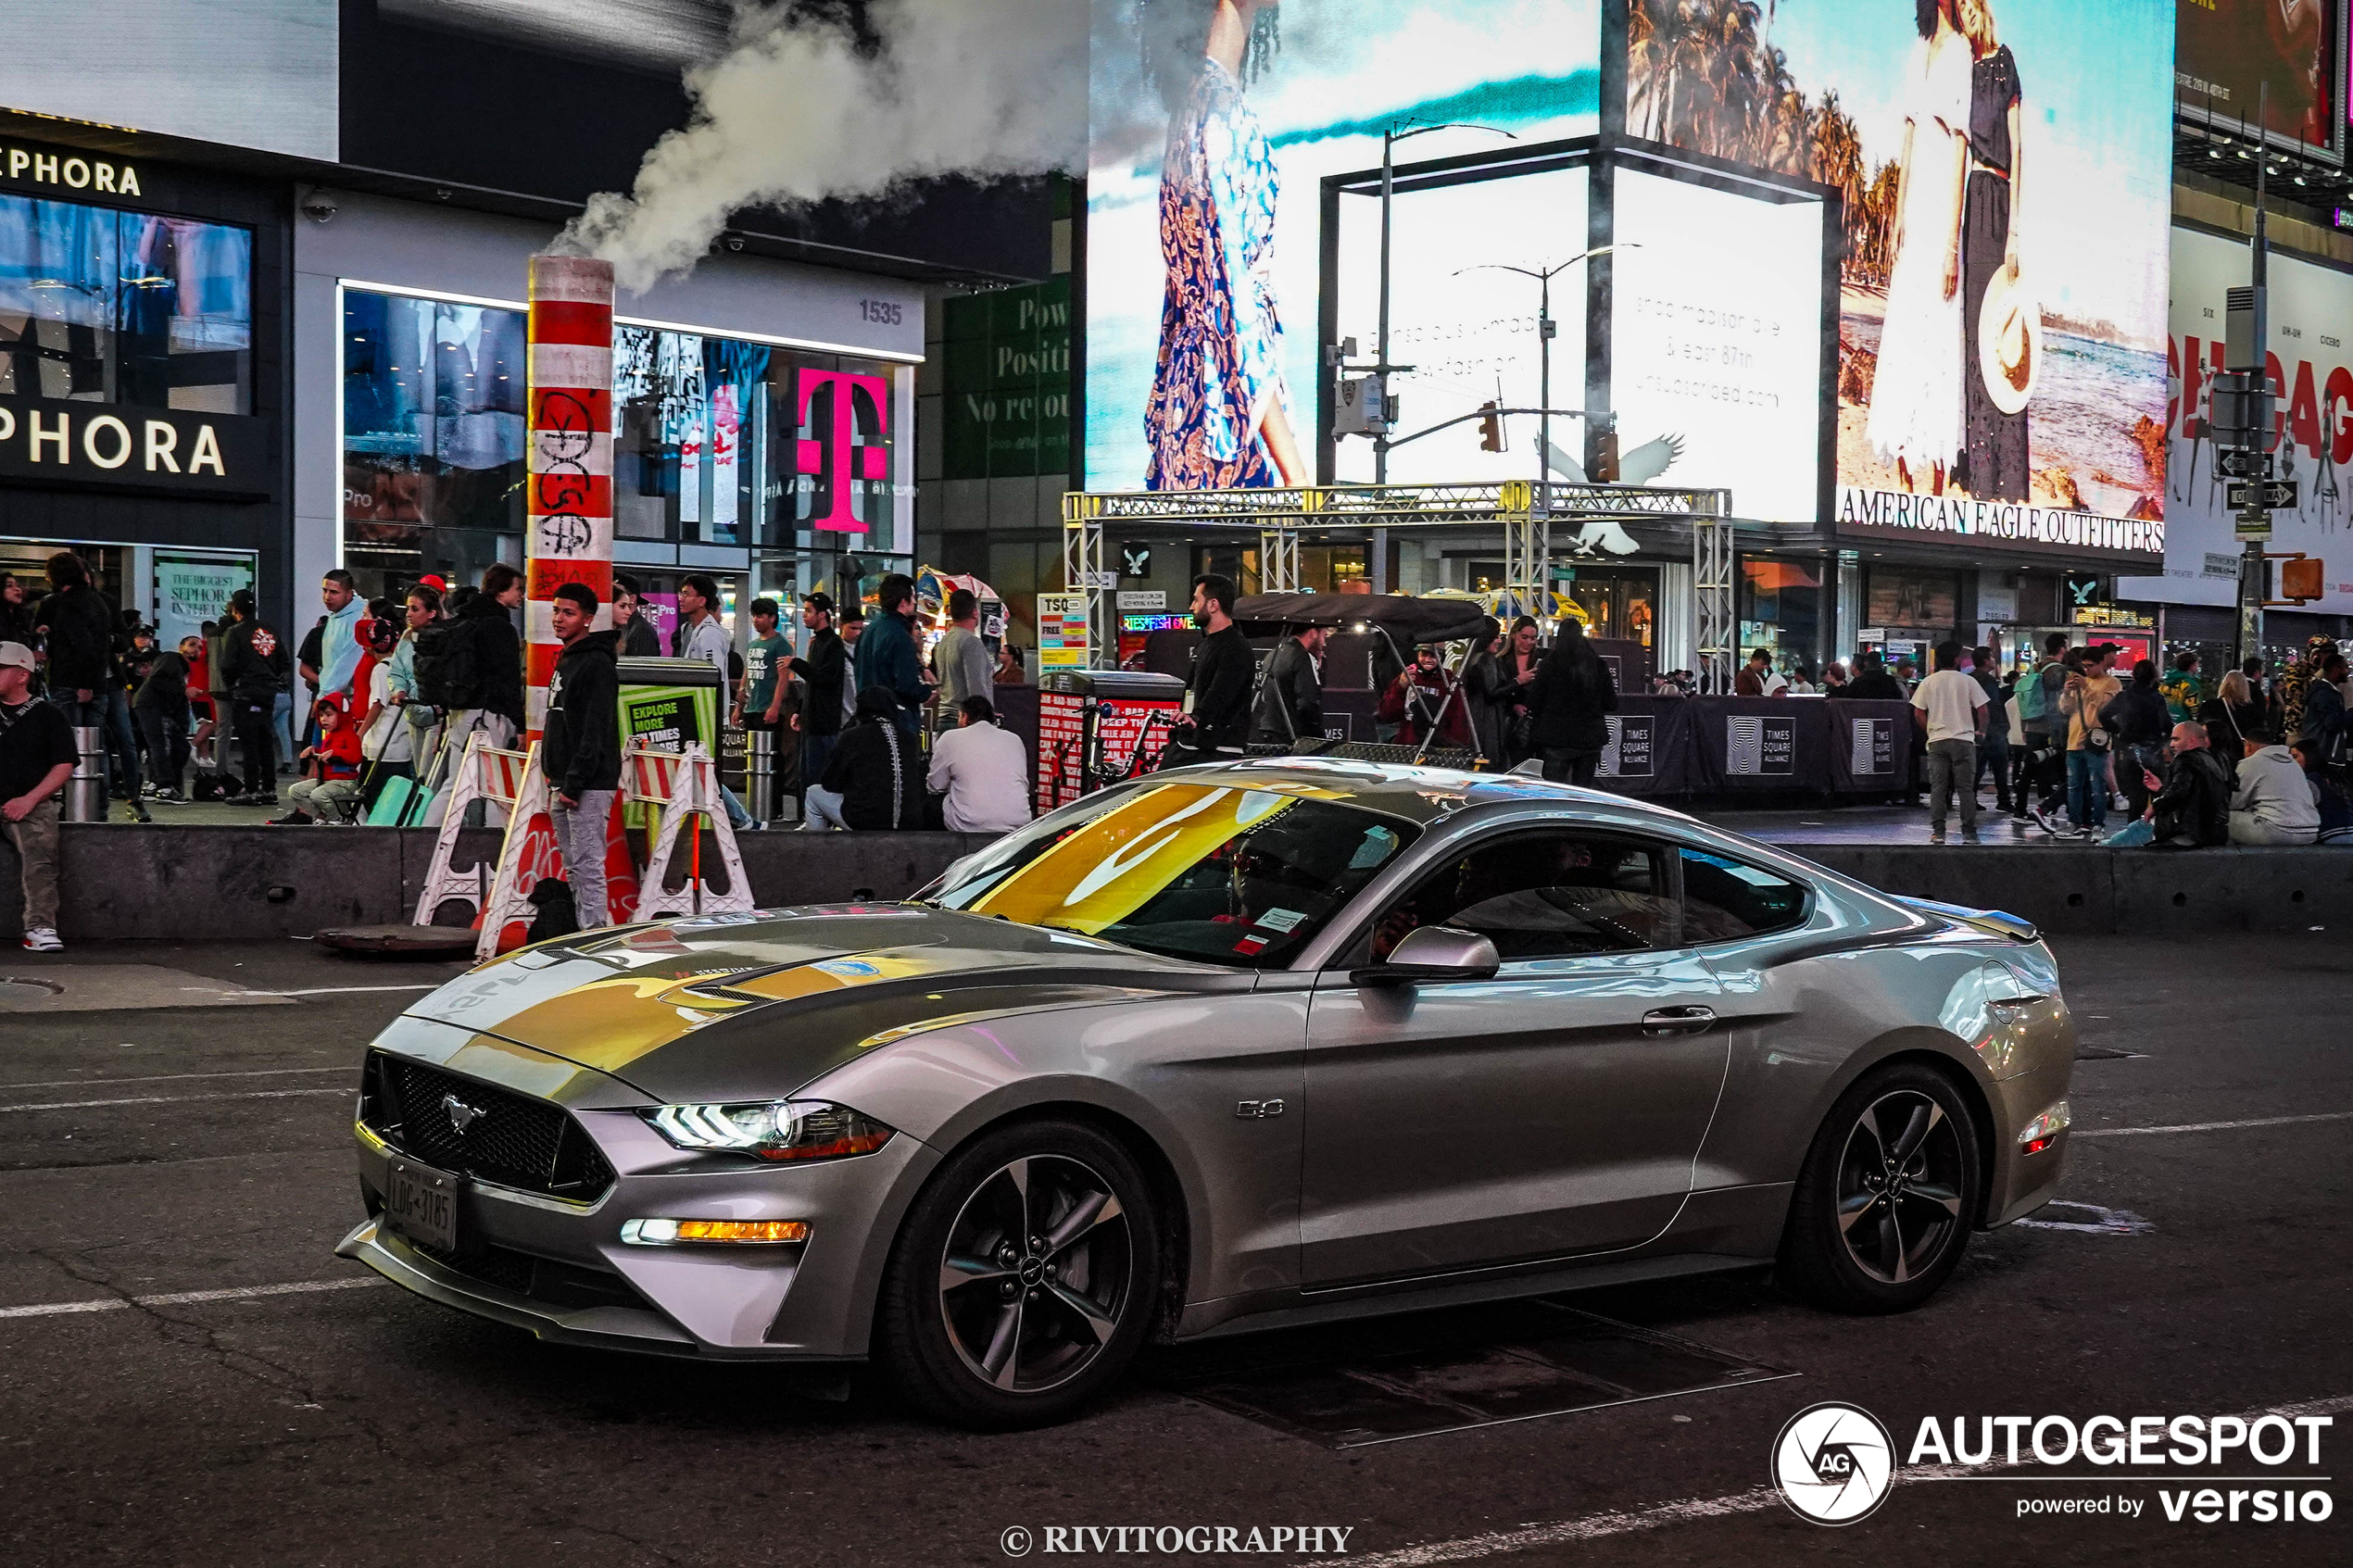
[22,927,62,952]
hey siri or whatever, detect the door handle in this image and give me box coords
[1642,1006,1718,1036]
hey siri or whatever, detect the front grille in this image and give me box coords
[364,1053,616,1200]
[410,1241,646,1311]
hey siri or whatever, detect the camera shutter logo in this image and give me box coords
[1771,1402,1895,1524]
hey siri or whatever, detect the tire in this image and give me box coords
[875,1118,1163,1430]
[1779,1062,1982,1313]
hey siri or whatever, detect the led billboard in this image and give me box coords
[2174,0,2340,156]
[0,1,338,162]
[1085,0,1601,491]
[1629,0,2171,558]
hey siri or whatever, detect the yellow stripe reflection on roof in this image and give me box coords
[971,784,1297,935]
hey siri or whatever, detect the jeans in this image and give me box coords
[3,798,61,932]
[1926,738,1979,832]
[801,785,849,832]
[2229,812,2318,846]
[231,698,277,797]
[802,733,837,803]
[1540,747,1601,787]
[1974,734,2012,809]
[551,789,618,927]
[2066,748,2108,831]
[271,690,296,773]
[137,707,189,795]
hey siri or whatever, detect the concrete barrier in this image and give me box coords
[2,825,2344,943]
[3,826,995,943]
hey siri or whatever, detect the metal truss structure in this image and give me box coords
[1062,482,1732,668]
[1692,508,1736,696]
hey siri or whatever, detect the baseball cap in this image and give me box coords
[0,641,33,671]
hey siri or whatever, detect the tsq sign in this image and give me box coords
[0,397,266,496]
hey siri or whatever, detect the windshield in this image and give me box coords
[926,782,1420,968]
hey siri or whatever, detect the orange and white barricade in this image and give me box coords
[627,740,755,922]
[412,733,641,959]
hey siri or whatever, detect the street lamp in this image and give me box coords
[1456,245,1630,515]
[1374,119,1516,485]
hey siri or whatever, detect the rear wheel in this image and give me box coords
[1780,1063,1982,1312]
[876,1119,1161,1429]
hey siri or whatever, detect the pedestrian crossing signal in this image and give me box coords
[1478,400,1504,453]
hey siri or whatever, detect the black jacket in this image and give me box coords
[33,585,113,692]
[1844,670,1904,700]
[792,629,848,738]
[2150,746,2231,847]
[220,617,291,704]
[1184,623,1256,752]
[542,631,621,797]
[1250,637,1324,745]
[2100,684,2171,748]
[821,691,925,830]
[133,651,190,714]
[618,616,662,660]
[1529,639,1618,755]
[452,595,525,726]
[1463,650,1514,762]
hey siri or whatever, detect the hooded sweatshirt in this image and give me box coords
[2231,745,2321,835]
[317,594,367,701]
[821,686,925,830]
[541,630,621,798]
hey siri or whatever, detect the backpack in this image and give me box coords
[410,621,482,709]
[2015,663,2051,724]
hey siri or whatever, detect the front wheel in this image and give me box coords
[1779,1063,1982,1313]
[875,1119,1162,1429]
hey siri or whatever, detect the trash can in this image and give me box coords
[65,725,105,822]
[744,728,776,826]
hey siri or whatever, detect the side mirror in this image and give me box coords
[1350,925,1501,987]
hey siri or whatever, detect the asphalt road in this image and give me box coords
[0,933,2346,1568]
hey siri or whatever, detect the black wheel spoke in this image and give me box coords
[979,1298,1024,1388]
[939,1253,1013,1294]
[1044,1190,1121,1258]
[1837,1190,1880,1234]
[937,1151,1137,1398]
[1837,1090,1964,1286]
[1906,1181,1964,1218]
[1045,1284,1117,1347]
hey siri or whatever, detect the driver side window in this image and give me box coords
[1365,830,1678,964]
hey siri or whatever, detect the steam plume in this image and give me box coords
[564,0,1087,294]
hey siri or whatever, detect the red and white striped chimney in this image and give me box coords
[522,253,615,740]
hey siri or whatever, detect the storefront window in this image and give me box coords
[0,195,251,413]
[1738,558,1821,671]
[1566,567,1657,649]
[342,287,905,594]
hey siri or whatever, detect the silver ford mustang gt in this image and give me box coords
[338,759,2075,1427]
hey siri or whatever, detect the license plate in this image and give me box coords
[383,1156,459,1253]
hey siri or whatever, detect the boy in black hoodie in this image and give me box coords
[540,583,622,926]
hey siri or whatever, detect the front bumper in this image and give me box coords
[343,1085,937,1360]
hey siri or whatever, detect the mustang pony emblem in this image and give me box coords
[442,1094,484,1135]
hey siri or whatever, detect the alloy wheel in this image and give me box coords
[1834,1090,1968,1286]
[937,1154,1135,1395]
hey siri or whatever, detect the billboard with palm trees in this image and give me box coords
[1628,0,2171,560]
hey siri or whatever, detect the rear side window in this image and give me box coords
[1680,849,1808,943]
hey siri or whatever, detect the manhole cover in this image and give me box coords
[1145,1299,1795,1449]
[0,976,66,1010]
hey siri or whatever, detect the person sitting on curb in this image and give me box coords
[2140,721,2230,848]
[812,687,926,831]
[927,696,1033,833]
[2229,728,2321,846]
[0,641,76,952]
[272,694,364,824]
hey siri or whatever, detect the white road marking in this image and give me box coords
[0,1087,349,1113]
[1303,1394,2353,1566]
[2076,1110,2353,1138]
[2013,1200,2155,1235]
[183,984,442,998]
[0,1276,387,1320]
[0,1066,351,1092]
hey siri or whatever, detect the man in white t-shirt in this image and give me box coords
[1911,641,1991,843]
[926,696,1032,833]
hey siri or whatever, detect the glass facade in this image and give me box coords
[1738,558,1823,676]
[0,194,252,413]
[341,286,907,595]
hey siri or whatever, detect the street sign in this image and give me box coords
[1073,570,1119,590]
[2235,508,2274,541]
[2227,481,2298,510]
[2216,450,2271,480]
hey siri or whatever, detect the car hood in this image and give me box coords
[398,905,1254,1105]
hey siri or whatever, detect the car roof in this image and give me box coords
[1151,757,1710,834]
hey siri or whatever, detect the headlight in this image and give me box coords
[641,1100,895,1162]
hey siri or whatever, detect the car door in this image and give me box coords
[1299,826,1732,1288]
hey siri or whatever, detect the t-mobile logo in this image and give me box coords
[796,368,891,532]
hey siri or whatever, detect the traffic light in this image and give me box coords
[1478,400,1504,453]
[2280,556,2323,603]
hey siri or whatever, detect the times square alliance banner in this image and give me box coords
[1629,0,2172,555]
[1083,0,1602,493]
